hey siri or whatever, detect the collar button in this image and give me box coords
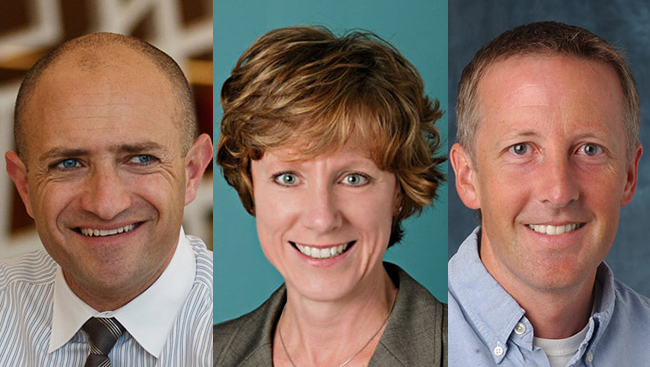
[514,322,526,335]
[494,344,504,356]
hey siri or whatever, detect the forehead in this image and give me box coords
[256,138,379,168]
[23,52,180,159]
[260,126,381,161]
[475,55,625,139]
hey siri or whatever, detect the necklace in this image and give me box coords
[278,290,397,367]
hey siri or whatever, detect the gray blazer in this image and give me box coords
[214,263,447,367]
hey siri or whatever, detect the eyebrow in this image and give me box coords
[38,142,167,161]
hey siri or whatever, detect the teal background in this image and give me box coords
[214,0,448,323]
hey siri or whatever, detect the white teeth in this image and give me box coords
[295,242,350,259]
[528,224,579,235]
[80,224,136,237]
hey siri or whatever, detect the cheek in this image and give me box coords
[253,188,297,248]
[29,181,76,222]
[347,194,394,244]
[128,174,185,211]
[477,170,527,217]
[582,175,623,225]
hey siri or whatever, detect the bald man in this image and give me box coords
[1,33,213,366]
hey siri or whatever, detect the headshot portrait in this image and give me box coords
[448,1,650,366]
[0,3,214,366]
[214,0,448,366]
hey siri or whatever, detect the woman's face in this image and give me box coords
[251,145,400,302]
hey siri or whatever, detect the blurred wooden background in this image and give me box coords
[0,0,214,257]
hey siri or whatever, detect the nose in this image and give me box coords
[537,155,580,208]
[80,165,131,220]
[300,183,342,234]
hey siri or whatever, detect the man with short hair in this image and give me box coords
[449,21,650,366]
[1,33,213,366]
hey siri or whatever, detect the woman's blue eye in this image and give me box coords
[57,159,80,170]
[274,173,300,186]
[341,173,369,186]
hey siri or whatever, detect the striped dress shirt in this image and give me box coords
[0,232,213,366]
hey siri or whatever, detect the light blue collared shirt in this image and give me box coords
[449,227,650,367]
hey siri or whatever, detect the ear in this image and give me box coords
[621,143,643,206]
[5,151,34,218]
[183,133,213,206]
[450,143,481,210]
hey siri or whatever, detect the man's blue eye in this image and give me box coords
[581,143,602,156]
[57,159,80,170]
[131,155,155,164]
[509,143,529,155]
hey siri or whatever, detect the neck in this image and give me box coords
[63,263,169,312]
[276,263,397,367]
[480,235,596,339]
[521,285,594,339]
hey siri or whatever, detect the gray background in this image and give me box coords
[448,0,650,298]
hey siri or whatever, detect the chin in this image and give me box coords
[290,278,357,303]
[525,265,593,292]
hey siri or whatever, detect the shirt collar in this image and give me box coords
[50,227,196,358]
[588,263,616,348]
[449,227,617,364]
[449,227,525,363]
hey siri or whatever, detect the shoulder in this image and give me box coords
[0,250,57,354]
[0,250,57,292]
[597,263,650,322]
[182,235,213,322]
[213,286,285,367]
[378,263,447,366]
[587,276,650,361]
[612,278,650,318]
[186,235,212,286]
[386,262,446,324]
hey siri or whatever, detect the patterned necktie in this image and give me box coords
[82,317,125,367]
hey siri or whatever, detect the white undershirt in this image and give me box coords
[534,323,589,367]
[534,281,602,367]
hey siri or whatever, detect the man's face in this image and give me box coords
[9,50,195,306]
[454,55,641,293]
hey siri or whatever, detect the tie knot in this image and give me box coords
[82,317,125,357]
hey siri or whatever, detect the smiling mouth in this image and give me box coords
[76,223,140,237]
[289,241,356,259]
[527,223,584,235]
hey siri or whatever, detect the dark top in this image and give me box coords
[214,262,447,366]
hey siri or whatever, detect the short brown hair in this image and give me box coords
[457,21,639,164]
[14,32,197,160]
[218,26,445,247]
